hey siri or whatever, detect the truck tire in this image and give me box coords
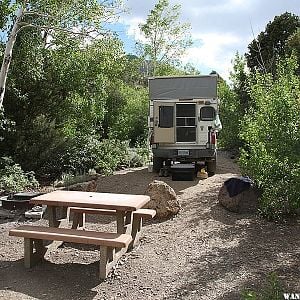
[153,157,163,173]
[206,160,216,176]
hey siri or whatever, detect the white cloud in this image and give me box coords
[119,0,300,81]
[123,17,145,42]
[182,32,242,79]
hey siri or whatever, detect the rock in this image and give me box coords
[66,180,97,192]
[218,183,258,213]
[144,180,180,218]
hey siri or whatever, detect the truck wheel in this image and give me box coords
[206,160,216,176]
[153,157,163,173]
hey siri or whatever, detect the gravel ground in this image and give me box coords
[0,151,299,300]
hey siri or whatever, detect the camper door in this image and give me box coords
[153,102,175,143]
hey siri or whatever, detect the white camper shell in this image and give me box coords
[148,75,222,174]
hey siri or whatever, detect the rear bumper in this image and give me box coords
[152,147,216,161]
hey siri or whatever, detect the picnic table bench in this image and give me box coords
[9,225,132,279]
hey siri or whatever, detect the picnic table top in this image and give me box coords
[30,190,150,211]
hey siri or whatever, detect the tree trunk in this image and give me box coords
[0,7,24,109]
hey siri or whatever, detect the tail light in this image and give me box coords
[210,131,216,145]
[150,133,154,144]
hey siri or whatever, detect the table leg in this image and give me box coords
[48,206,59,227]
[116,211,133,234]
[71,212,85,229]
[116,211,126,233]
[47,206,68,228]
[129,214,142,250]
[125,211,132,225]
[45,206,68,253]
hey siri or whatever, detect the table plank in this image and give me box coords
[30,191,150,211]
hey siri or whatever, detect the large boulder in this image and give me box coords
[218,177,258,213]
[144,180,180,218]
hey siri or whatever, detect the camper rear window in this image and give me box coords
[200,106,216,121]
[159,106,174,128]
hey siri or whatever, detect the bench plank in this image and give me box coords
[69,207,117,216]
[69,208,132,233]
[68,206,117,229]
[133,208,156,219]
[68,207,117,229]
[9,225,132,248]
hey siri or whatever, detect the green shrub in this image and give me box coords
[109,85,149,145]
[239,56,300,220]
[241,272,283,300]
[54,171,94,187]
[13,115,70,181]
[218,80,243,150]
[59,135,102,175]
[128,143,150,167]
[0,157,39,193]
[95,139,130,175]
[218,53,249,151]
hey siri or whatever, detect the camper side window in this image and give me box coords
[159,106,174,128]
[200,106,216,121]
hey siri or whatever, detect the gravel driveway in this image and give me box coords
[0,151,299,300]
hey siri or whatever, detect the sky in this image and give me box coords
[115,0,300,80]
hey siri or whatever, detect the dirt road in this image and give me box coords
[0,151,299,300]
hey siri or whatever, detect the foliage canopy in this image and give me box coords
[138,0,192,76]
[246,12,300,74]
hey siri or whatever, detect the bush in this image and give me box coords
[218,80,243,150]
[218,53,249,151]
[127,143,150,167]
[48,136,131,178]
[12,115,70,181]
[239,56,300,220]
[54,171,94,187]
[109,85,148,145]
[0,157,39,193]
[95,139,130,175]
[241,272,283,300]
[59,135,102,175]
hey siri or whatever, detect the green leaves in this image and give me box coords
[218,53,247,150]
[239,55,300,220]
[246,12,300,74]
[241,272,283,300]
[0,157,39,193]
[108,84,148,144]
[138,0,192,76]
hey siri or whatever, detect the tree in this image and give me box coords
[230,52,250,114]
[218,53,249,150]
[246,12,300,74]
[109,84,148,144]
[138,0,192,76]
[239,56,300,220]
[1,14,127,178]
[0,0,124,108]
[287,28,300,74]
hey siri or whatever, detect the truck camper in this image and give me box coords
[148,75,222,176]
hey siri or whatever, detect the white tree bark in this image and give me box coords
[0,7,24,109]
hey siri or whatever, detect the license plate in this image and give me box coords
[178,150,189,156]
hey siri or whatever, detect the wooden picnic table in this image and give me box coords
[10,190,154,279]
[30,190,151,244]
